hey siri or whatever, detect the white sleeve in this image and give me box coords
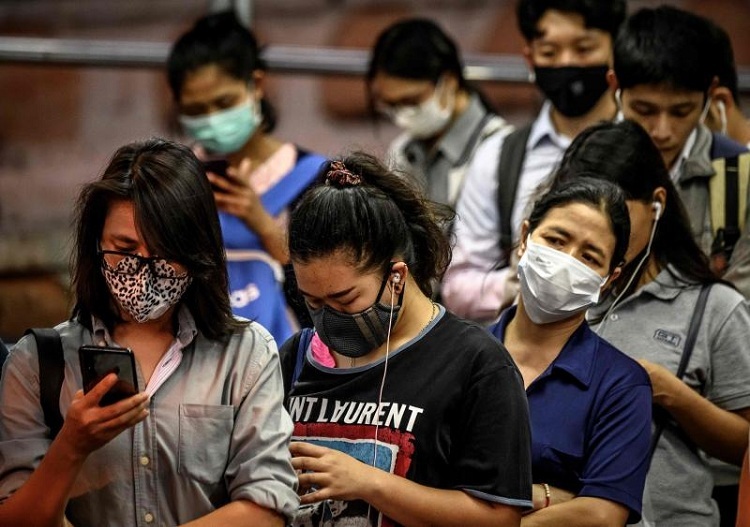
[442,129,513,323]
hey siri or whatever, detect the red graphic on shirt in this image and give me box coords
[292,422,416,527]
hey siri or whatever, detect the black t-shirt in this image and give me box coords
[280,309,532,527]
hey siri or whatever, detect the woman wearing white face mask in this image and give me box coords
[367,18,509,209]
[488,177,653,527]
[167,11,326,345]
[557,121,750,527]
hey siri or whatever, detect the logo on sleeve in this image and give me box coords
[653,329,681,347]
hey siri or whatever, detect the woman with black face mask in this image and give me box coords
[280,152,532,527]
[488,177,652,527]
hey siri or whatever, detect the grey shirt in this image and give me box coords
[388,93,508,208]
[0,309,299,526]
[590,268,750,526]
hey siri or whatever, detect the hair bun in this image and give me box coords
[325,161,362,187]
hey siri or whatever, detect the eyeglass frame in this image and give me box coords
[98,249,188,279]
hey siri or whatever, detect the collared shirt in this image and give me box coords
[0,310,299,526]
[388,93,508,207]
[489,306,652,523]
[442,101,571,322]
[590,267,750,526]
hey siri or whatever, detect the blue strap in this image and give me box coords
[292,328,315,387]
[261,153,326,217]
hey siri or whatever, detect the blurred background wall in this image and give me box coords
[0,0,748,340]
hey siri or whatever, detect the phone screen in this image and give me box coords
[79,345,139,406]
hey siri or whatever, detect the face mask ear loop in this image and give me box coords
[367,276,397,520]
[594,211,659,335]
[699,96,712,124]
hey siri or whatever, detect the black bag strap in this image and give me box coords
[497,124,533,257]
[648,285,712,459]
[24,328,65,440]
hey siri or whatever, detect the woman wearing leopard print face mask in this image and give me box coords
[0,138,298,527]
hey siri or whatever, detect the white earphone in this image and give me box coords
[652,201,663,220]
[392,274,401,284]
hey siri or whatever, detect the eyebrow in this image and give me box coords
[548,226,607,259]
[297,285,356,300]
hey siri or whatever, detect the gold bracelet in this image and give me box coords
[542,483,551,508]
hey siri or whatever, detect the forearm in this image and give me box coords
[180,500,284,527]
[521,497,628,527]
[0,436,86,527]
[660,383,749,465]
[247,212,289,264]
[361,469,522,527]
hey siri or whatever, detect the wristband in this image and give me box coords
[542,483,551,508]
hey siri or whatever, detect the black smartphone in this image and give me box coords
[203,158,229,178]
[79,345,139,406]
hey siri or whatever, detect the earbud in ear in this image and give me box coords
[392,274,401,284]
[652,201,663,220]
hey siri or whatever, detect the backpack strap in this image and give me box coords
[260,152,326,217]
[710,153,750,261]
[292,328,315,388]
[24,328,65,440]
[648,284,711,460]
[497,124,533,257]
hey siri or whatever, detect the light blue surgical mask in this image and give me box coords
[179,97,261,154]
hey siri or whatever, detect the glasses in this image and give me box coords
[99,250,188,279]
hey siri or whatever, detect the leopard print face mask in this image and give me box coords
[102,258,192,323]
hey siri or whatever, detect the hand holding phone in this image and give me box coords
[79,345,139,406]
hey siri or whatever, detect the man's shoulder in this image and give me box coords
[710,132,750,160]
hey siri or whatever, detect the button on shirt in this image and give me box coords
[442,102,571,322]
[0,308,299,526]
[489,306,652,522]
[388,93,508,207]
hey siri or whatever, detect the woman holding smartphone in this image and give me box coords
[167,10,326,343]
[0,139,298,527]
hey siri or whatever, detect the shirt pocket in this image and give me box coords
[178,403,234,484]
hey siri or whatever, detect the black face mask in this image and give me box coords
[307,270,403,358]
[534,64,610,118]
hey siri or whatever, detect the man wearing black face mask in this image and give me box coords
[442,0,625,323]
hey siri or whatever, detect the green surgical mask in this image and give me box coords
[179,97,261,154]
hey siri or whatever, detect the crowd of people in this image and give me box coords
[1,1,750,526]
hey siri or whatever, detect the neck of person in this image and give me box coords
[549,91,617,139]
[728,111,750,147]
[504,298,584,387]
[336,285,436,369]
[228,129,284,169]
[112,307,179,384]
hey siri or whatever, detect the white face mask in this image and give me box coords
[390,79,455,139]
[517,237,608,325]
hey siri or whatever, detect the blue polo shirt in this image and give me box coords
[489,306,652,522]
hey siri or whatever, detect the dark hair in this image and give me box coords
[528,178,630,272]
[288,152,454,297]
[613,6,716,94]
[553,120,723,288]
[367,18,466,89]
[516,0,626,41]
[366,18,495,114]
[166,10,276,131]
[707,18,740,105]
[73,138,244,339]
